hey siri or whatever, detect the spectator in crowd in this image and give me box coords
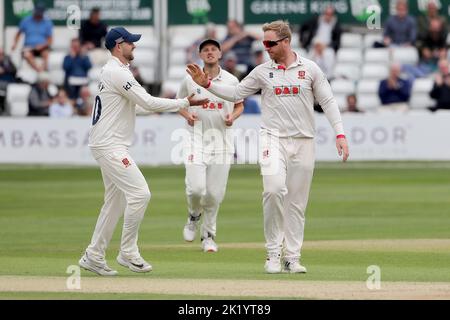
[345,94,362,113]
[222,20,260,68]
[79,7,108,50]
[80,7,109,66]
[11,3,53,72]
[63,38,92,100]
[49,88,74,118]
[308,37,335,79]
[186,23,218,65]
[0,48,17,114]
[74,86,93,116]
[382,0,417,47]
[417,18,447,61]
[0,48,17,83]
[437,58,449,78]
[417,1,447,42]
[222,51,244,81]
[243,97,261,114]
[299,5,342,52]
[378,63,411,111]
[429,71,450,111]
[28,72,53,116]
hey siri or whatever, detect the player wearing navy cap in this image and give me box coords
[79,27,208,276]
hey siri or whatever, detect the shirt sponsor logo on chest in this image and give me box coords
[273,85,301,96]
[202,102,224,110]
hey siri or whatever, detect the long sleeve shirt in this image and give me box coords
[204,52,344,138]
[89,56,189,154]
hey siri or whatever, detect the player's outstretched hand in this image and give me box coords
[336,136,349,162]
[187,93,209,107]
[187,64,209,88]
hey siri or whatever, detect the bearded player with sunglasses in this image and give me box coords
[187,20,349,274]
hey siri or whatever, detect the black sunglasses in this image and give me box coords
[263,37,288,48]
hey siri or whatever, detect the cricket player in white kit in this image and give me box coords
[177,39,244,252]
[188,21,349,273]
[79,27,207,276]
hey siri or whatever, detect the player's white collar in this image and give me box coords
[204,66,223,81]
[111,56,130,68]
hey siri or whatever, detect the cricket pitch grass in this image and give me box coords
[1,162,450,299]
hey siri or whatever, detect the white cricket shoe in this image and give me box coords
[201,236,218,253]
[116,253,152,273]
[283,260,307,273]
[79,252,118,276]
[183,214,201,242]
[264,254,281,274]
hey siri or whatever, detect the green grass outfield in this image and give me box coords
[0,162,450,299]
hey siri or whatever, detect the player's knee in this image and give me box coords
[131,188,151,204]
[203,190,223,205]
[187,184,206,198]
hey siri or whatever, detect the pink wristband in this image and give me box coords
[336,134,346,139]
[204,80,211,89]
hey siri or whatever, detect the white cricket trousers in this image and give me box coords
[86,149,151,260]
[260,134,315,261]
[185,153,231,239]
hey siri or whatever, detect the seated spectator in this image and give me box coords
[222,51,244,80]
[418,18,447,61]
[417,1,447,42]
[299,5,341,52]
[436,59,449,78]
[429,73,450,111]
[186,23,218,66]
[345,94,363,113]
[381,0,416,47]
[243,97,261,114]
[308,37,335,79]
[28,72,53,116]
[430,59,450,111]
[63,38,92,100]
[79,7,108,50]
[0,48,17,83]
[49,88,74,118]
[378,63,411,111]
[11,3,53,72]
[222,20,260,68]
[0,48,17,114]
[74,86,93,116]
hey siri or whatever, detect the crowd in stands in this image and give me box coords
[1,0,450,117]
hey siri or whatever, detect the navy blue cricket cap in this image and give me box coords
[105,27,141,50]
[199,39,221,52]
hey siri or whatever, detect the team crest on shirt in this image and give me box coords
[298,71,306,79]
[188,154,194,162]
[122,158,131,168]
[197,88,201,94]
[262,150,269,159]
[269,72,274,79]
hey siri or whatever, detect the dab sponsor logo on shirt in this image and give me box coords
[273,85,301,96]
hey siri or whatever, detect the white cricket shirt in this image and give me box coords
[89,56,189,155]
[206,52,345,138]
[177,68,242,154]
